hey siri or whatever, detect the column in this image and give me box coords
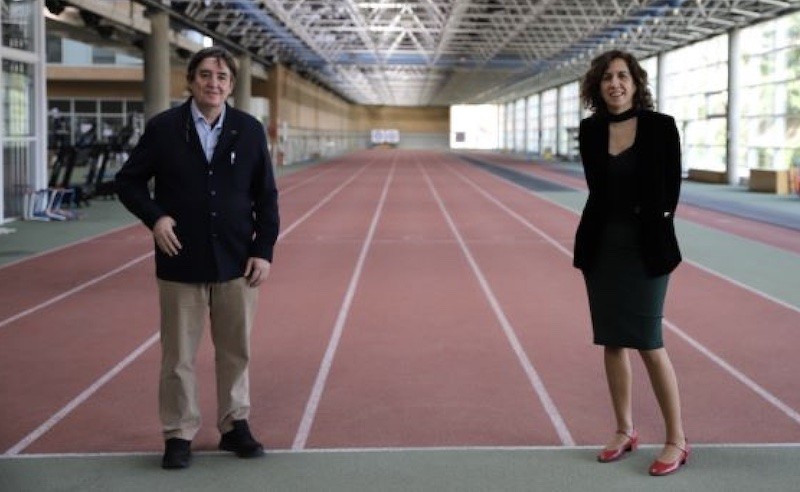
[233,53,252,113]
[143,9,170,121]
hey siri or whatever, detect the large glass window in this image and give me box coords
[2,59,33,137]
[738,11,800,171]
[504,102,514,150]
[46,36,143,66]
[2,0,35,51]
[514,98,526,151]
[449,105,499,150]
[662,35,729,173]
[46,98,144,148]
[526,94,540,154]
[496,104,505,149]
[540,89,557,157]
[46,34,62,63]
[92,46,116,65]
[641,57,658,108]
[2,59,34,217]
[558,82,580,159]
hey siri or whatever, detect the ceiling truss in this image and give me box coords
[150,0,799,106]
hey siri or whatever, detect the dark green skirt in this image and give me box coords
[583,220,669,350]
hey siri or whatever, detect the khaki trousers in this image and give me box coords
[157,278,258,440]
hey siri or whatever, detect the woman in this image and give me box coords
[573,50,689,477]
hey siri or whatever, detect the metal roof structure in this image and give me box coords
[140,0,800,106]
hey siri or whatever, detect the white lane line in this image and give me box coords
[0,253,153,330]
[3,162,375,455]
[292,162,396,450]
[466,159,800,315]
[278,163,372,240]
[664,319,800,425]
[279,164,337,196]
[449,162,800,427]
[420,163,575,446]
[0,163,332,273]
[0,163,372,332]
[4,333,160,455]
[282,441,800,452]
[5,441,800,459]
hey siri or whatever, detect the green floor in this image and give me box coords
[3,445,800,492]
[0,198,137,267]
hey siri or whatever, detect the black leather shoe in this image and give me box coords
[218,420,265,458]
[161,438,192,469]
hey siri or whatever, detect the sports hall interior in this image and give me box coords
[1,1,799,491]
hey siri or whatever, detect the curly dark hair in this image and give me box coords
[579,50,653,115]
[186,46,238,84]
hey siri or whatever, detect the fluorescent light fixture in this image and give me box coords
[357,2,405,8]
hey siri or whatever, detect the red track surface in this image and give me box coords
[1,150,798,456]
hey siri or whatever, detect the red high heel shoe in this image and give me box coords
[597,429,638,463]
[649,441,690,476]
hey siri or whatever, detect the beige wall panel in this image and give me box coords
[264,64,448,136]
[355,106,449,133]
[47,65,143,82]
[171,66,190,100]
[48,66,189,101]
[298,99,315,128]
[349,106,369,129]
[318,110,339,129]
[253,79,270,98]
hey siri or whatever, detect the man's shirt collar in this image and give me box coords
[190,99,226,130]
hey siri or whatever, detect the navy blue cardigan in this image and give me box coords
[573,110,682,277]
[116,100,280,282]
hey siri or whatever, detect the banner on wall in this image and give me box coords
[370,129,400,146]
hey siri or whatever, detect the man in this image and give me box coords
[116,46,280,469]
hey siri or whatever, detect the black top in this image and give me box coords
[573,110,683,277]
[606,147,637,221]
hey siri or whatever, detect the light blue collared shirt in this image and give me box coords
[190,100,226,163]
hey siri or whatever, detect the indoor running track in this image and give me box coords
[1,150,799,487]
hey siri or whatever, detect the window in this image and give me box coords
[738,11,800,171]
[2,58,36,217]
[641,57,658,108]
[558,82,580,158]
[3,59,34,137]
[514,99,526,152]
[540,89,557,157]
[46,35,63,63]
[92,47,116,65]
[2,0,35,51]
[449,105,499,149]
[662,35,729,172]
[526,94,540,154]
[45,98,144,146]
[45,36,143,66]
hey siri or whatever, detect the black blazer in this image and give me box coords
[116,100,280,282]
[573,110,682,277]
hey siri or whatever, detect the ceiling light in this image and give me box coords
[357,2,405,8]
